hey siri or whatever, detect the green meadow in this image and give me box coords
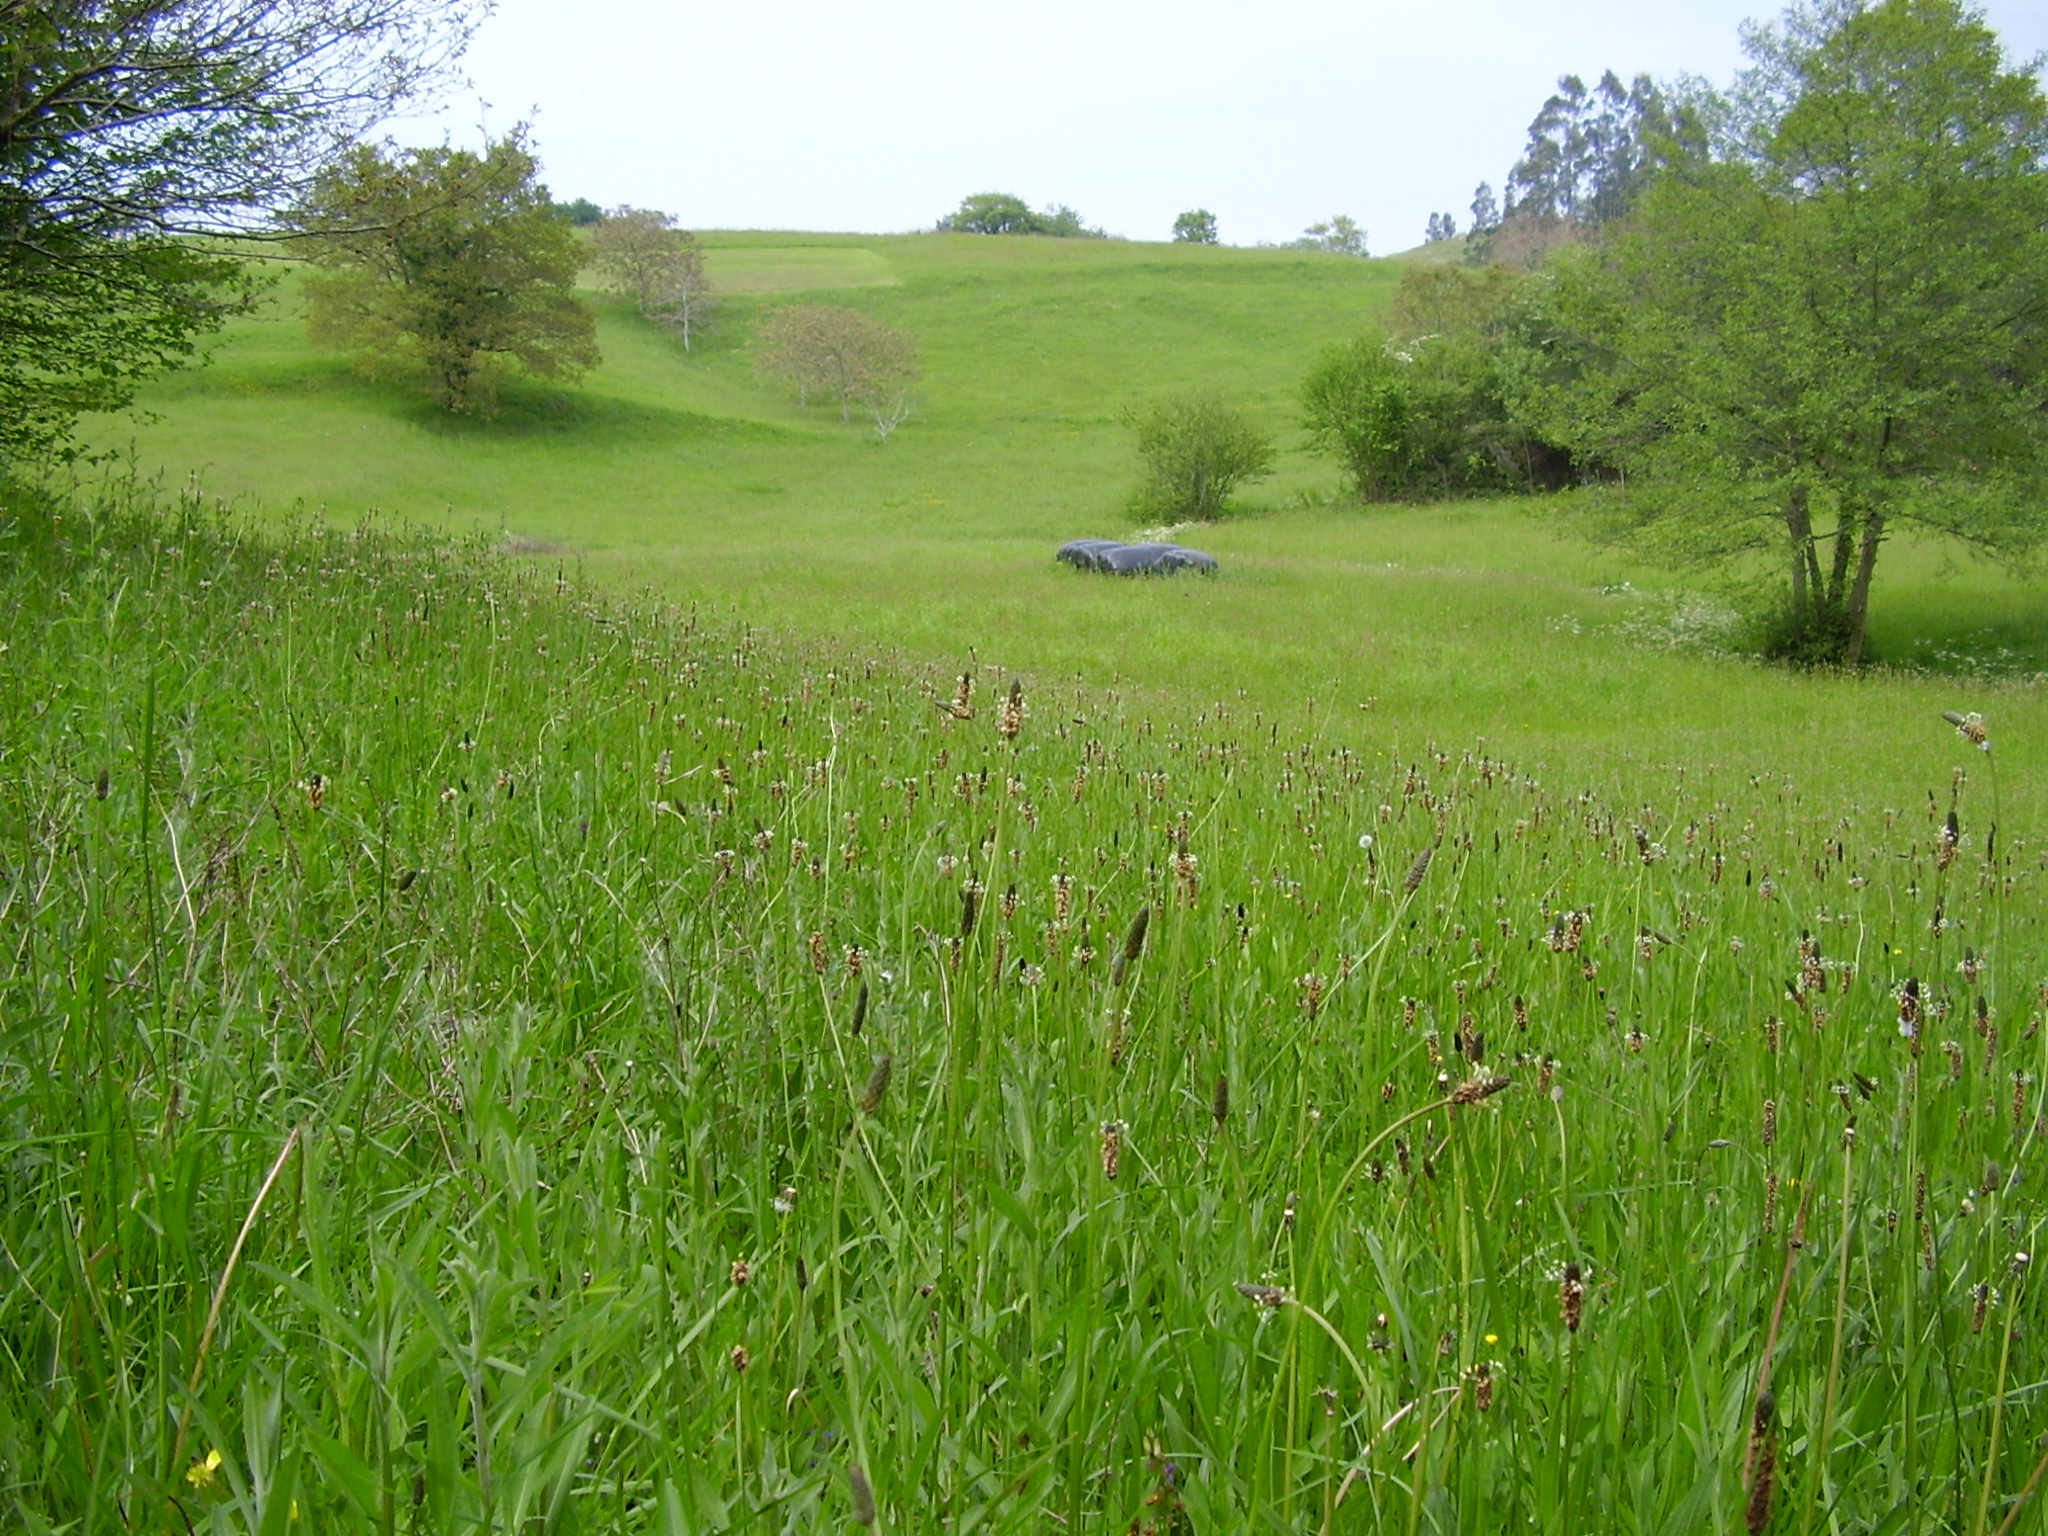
[88,232,2048,812]
[2,231,2043,1531]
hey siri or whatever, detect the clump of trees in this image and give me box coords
[1422,212,1459,244]
[291,135,599,416]
[591,207,712,349]
[1465,70,1688,267]
[1514,0,2048,664]
[1383,0,2048,665]
[755,305,920,439]
[1173,209,1220,244]
[937,194,1108,238]
[0,0,484,462]
[1126,394,1274,522]
[1302,265,1564,501]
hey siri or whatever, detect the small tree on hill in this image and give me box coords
[292,134,598,416]
[940,193,1036,233]
[1173,209,1220,244]
[1127,393,1274,522]
[755,304,920,434]
[1299,215,1368,256]
[592,206,712,349]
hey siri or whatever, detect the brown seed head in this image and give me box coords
[730,1257,751,1287]
[1099,1120,1122,1181]
[1559,1263,1585,1333]
[1450,1073,1512,1106]
[860,1054,893,1114]
[1404,847,1434,894]
[849,1465,876,1526]
[1212,1072,1230,1128]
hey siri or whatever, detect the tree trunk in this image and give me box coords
[1843,509,1886,666]
[1785,484,1812,625]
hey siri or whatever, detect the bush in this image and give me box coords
[1126,393,1274,522]
[1300,335,1415,501]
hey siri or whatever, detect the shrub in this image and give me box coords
[1126,393,1274,522]
[1300,335,1415,501]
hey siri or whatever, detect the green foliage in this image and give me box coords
[0,238,255,466]
[1300,336,1416,501]
[1514,0,2048,664]
[552,196,605,225]
[1296,214,1368,256]
[1126,392,1274,521]
[938,192,1106,238]
[0,0,481,460]
[293,136,599,416]
[5,476,2046,1532]
[939,192,1037,234]
[1172,209,1220,244]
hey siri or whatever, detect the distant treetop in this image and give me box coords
[1172,209,1220,244]
[552,197,604,225]
[938,193,1110,238]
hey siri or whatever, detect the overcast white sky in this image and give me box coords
[393,0,2048,251]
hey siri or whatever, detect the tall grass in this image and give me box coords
[3,476,2043,1531]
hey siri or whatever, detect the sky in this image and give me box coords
[391,0,2048,252]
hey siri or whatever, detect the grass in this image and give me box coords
[83,231,2048,816]
[17,228,2048,1528]
[1,475,2044,1533]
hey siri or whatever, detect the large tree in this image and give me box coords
[1516,0,2048,664]
[292,136,599,415]
[0,0,482,461]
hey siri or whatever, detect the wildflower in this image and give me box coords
[1942,710,1990,750]
[997,677,1024,740]
[730,1258,751,1287]
[773,1187,797,1215]
[730,1344,749,1373]
[1559,1263,1585,1333]
[1234,1281,1289,1308]
[187,1448,223,1490]
[1100,1120,1123,1181]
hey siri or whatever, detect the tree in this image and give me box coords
[939,193,1036,234]
[937,193,1107,237]
[591,207,712,349]
[0,0,483,461]
[1299,215,1368,256]
[1513,0,2048,664]
[755,304,920,435]
[1126,393,1274,522]
[1423,212,1459,244]
[291,135,599,416]
[552,197,604,226]
[1173,209,1220,244]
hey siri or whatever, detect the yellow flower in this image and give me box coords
[1484,1333,1500,1345]
[186,1448,223,1490]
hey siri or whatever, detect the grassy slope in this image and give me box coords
[4,487,2042,1532]
[88,232,2048,816]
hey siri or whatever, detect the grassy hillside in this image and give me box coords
[4,481,2042,1532]
[84,231,2048,816]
